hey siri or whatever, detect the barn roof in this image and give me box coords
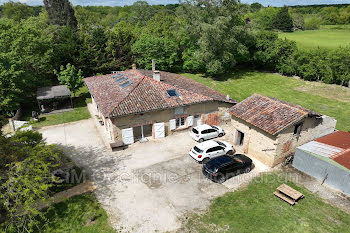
[37,85,71,100]
[229,94,321,135]
[84,69,236,118]
[315,131,350,170]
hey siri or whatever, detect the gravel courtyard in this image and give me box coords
[40,119,269,232]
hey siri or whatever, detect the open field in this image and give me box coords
[38,193,115,233]
[26,86,91,128]
[279,25,350,50]
[183,173,350,233]
[183,71,350,132]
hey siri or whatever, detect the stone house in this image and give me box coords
[84,67,236,145]
[229,94,337,167]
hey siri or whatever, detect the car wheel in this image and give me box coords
[226,150,234,155]
[218,133,224,137]
[202,158,210,164]
[198,138,204,143]
[216,174,226,183]
[244,166,252,173]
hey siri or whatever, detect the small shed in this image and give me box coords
[37,85,73,113]
[293,131,350,196]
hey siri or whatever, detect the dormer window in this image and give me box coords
[166,89,179,97]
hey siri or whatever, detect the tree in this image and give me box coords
[55,64,84,96]
[132,34,179,71]
[2,1,34,22]
[292,13,305,31]
[250,2,263,12]
[176,0,252,75]
[0,144,63,232]
[304,15,321,30]
[250,7,279,30]
[106,21,136,71]
[44,0,78,29]
[272,6,293,32]
[0,17,55,116]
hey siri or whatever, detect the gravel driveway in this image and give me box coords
[40,119,269,232]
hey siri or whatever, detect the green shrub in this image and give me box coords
[304,15,322,30]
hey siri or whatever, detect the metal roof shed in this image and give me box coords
[293,131,350,197]
[36,85,73,113]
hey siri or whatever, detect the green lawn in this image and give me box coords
[38,193,115,233]
[28,86,91,128]
[279,26,350,50]
[183,173,350,233]
[183,71,350,132]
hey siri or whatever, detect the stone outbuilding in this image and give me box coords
[84,68,236,145]
[229,94,337,167]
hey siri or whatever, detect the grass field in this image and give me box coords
[279,25,350,50]
[183,173,350,233]
[183,70,350,132]
[27,86,91,128]
[38,193,115,233]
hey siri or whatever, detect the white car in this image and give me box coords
[189,140,235,163]
[190,124,225,142]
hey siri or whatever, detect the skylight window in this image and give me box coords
[166,89,180,97]
[116,77,127,83]
[120,81,132,88]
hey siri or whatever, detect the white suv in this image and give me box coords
[190,124,225,142]
[189,140,235,163]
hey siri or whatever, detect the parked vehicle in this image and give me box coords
[202,154,253,183]
[189,124,225,142]
[189,140,235,163]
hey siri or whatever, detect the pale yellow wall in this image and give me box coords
[110,101,232,142]
[229,115,336,167]
[229,117,278,167]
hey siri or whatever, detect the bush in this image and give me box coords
[304,15,322,30]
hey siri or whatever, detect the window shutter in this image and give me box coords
[169,119,176,130]
[187,116,194,127]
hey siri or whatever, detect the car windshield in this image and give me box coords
[193,146,203,153]
[216,141,226,147]
[211,125,218,130]
[192,128,199,134]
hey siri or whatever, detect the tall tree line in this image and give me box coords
[0,0,350,117]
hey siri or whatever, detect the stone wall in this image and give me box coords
[110,101,232,142]
[229,115,336,167]
[276,115,337,165]
[230,117,278,167]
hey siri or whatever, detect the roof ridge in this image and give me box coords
[256,94,309,115]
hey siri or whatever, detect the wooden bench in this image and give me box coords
[110,141,127,151]
[274,184,304,206]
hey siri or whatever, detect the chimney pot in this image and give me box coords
[226,94,230,100]
[132,64,137,70]
[153,70,160,81]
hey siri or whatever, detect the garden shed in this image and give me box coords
[36,85,73,114]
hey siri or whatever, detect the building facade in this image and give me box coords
[229,94,336,167]
[85,68,235,145]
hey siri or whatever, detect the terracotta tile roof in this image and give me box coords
[84,69,234,118]
[229,94,321,135]
[137,70,237,104]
